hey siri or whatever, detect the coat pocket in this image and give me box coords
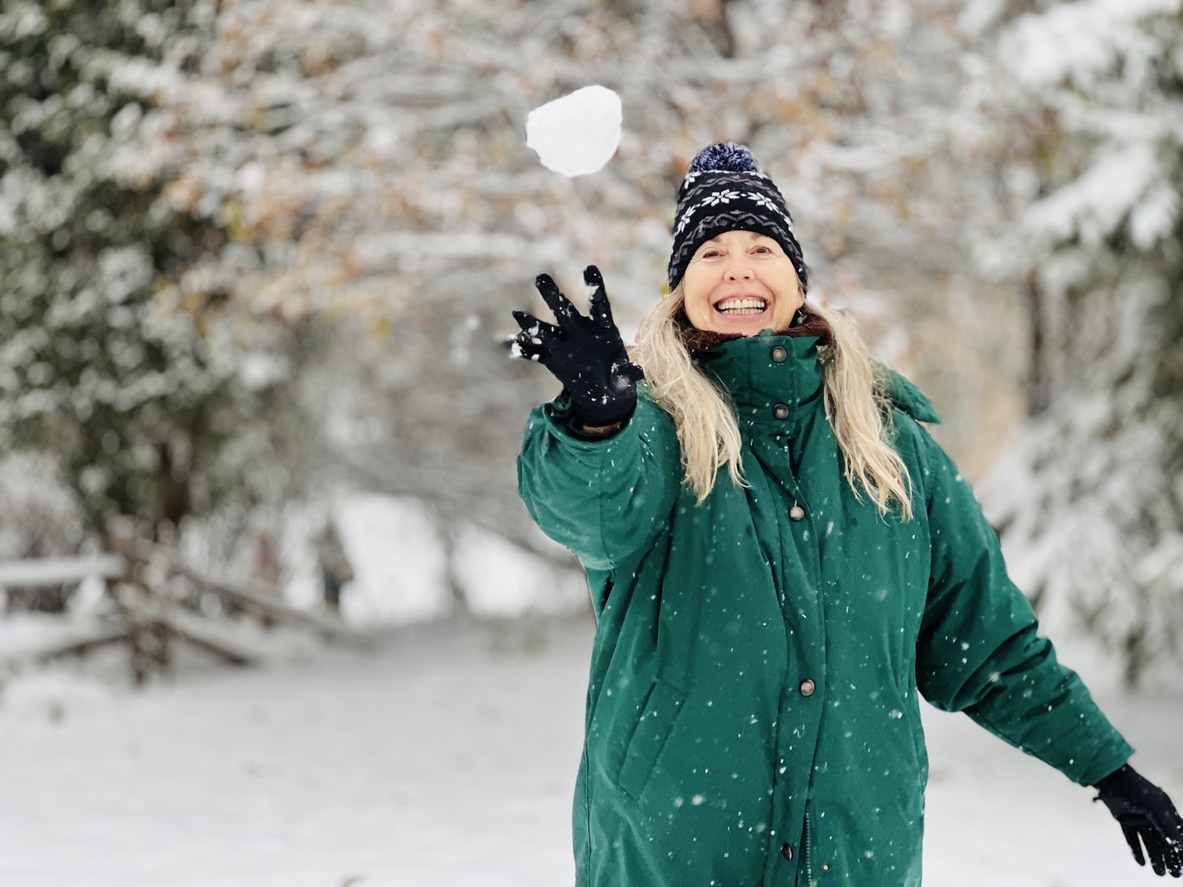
[616,678,686,800]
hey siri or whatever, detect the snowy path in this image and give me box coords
[1,616,1179,887]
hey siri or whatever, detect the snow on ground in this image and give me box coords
[0,619,586,887]
[1,613,1180,887]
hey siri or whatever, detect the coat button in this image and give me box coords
[781,843,794,860]
[789,504,805,521]
[771,345,788,362]
[799,679,816,697]
[772,402,790,419]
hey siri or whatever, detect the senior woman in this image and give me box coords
[510,142,1182,886]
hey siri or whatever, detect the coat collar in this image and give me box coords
[695,331,825,423]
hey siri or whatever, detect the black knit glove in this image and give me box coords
[1094,764,1183,877]
[511,265,642,429]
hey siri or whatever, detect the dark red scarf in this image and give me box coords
[678,306,834,355]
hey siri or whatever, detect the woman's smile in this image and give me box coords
[713,295,769,316]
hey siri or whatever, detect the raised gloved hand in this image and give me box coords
[510,265,643,429]
[1093,764,1183,877]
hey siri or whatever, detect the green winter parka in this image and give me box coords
[517,332,1132,887]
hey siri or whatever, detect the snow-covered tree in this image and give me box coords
[124,0,1010,564]
[4,0,1035,615]
[0,0,310,545]
[970,0,1183,685]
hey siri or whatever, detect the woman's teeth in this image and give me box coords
[716,298,768,315]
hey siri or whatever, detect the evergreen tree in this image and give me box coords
[0,0,305,544]
[975,0,1183,685]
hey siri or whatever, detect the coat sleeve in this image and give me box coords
[906,418,1133,786]
[516,386,682,573]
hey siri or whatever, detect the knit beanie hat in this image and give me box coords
[667,142,807,294]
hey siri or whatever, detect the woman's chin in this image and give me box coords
[707,314,770,336]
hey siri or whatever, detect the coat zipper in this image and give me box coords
[803,805,815,886]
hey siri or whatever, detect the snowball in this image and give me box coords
[526,85,622,177]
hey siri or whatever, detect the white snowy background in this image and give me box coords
[2,0,1182,884]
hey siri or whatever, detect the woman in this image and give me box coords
[511,142,1182,886]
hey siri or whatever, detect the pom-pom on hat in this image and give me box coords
[667,142,807,293]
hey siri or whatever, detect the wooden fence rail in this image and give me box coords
[1,543,370,685]
[0,554,126,588]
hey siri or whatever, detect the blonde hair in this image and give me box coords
[632,288,914,520]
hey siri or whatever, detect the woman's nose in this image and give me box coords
[725,256,753,279]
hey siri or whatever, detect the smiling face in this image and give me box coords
[681,230,804,336]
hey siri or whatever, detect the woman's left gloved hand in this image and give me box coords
[1093,764,1183,877]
